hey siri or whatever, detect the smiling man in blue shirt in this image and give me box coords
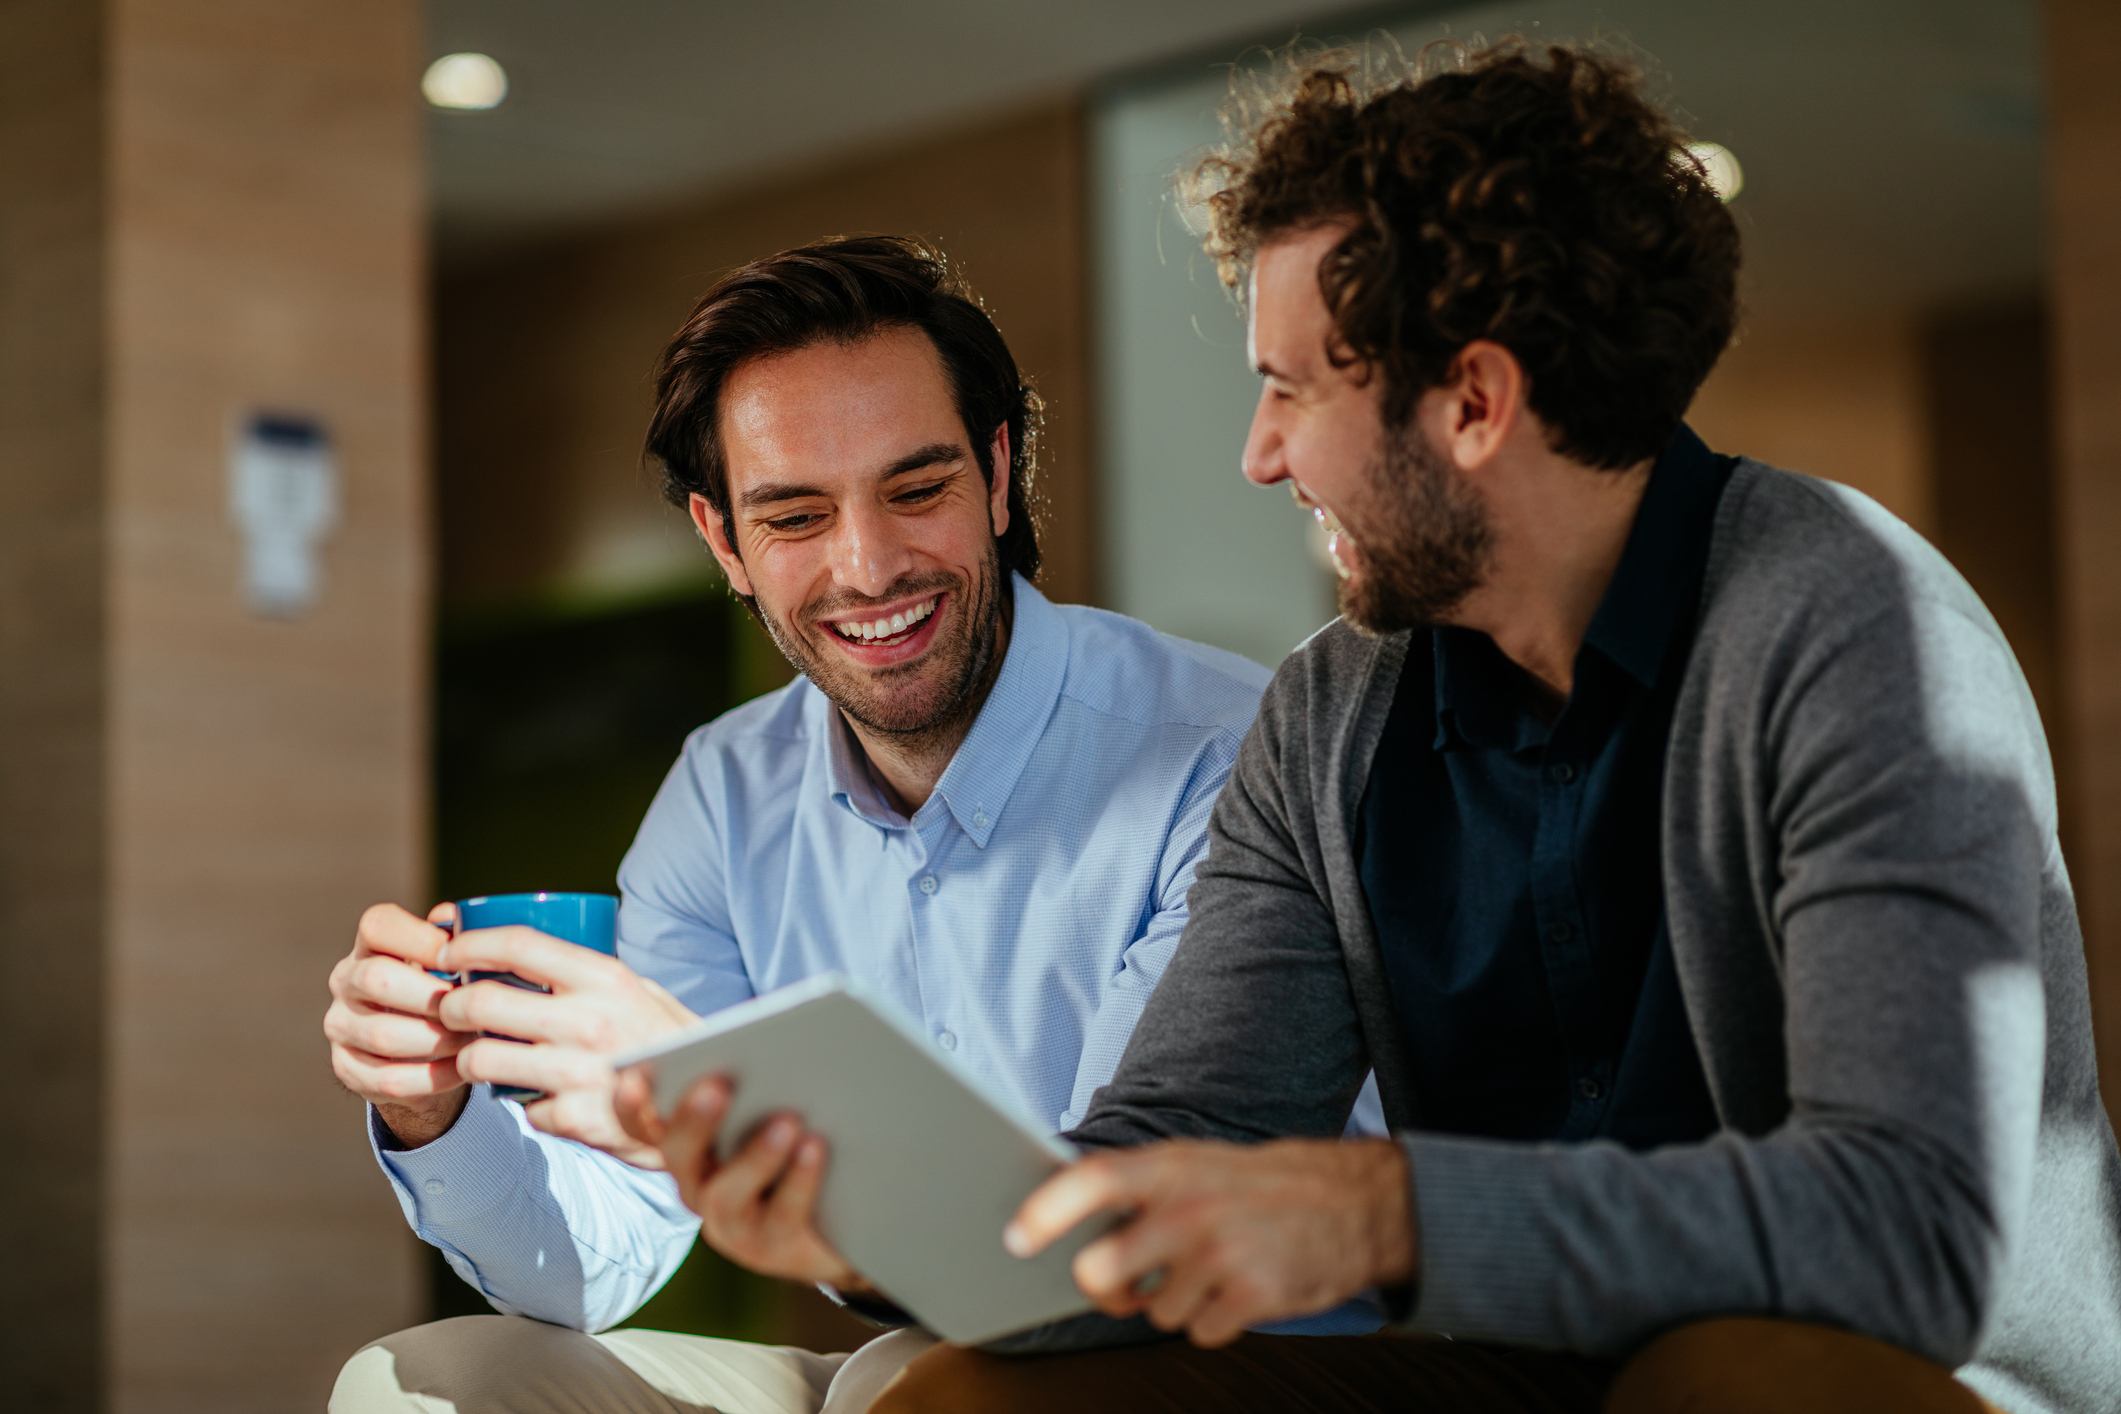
[327,237,1373,1413]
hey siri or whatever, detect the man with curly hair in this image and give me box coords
[876,41,2121,1414]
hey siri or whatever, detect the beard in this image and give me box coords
[753,543,1008,747]
[1337,423,1495,634]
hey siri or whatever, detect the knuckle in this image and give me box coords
[350,956,389,998]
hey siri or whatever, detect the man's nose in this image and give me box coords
[828,501,914,599]
[1241,393,1286,487]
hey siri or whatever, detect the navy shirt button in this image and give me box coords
[1548,921,1575,943]
[1578,1076,1604,1101]
[1550,762,1578,784]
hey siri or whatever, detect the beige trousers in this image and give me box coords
[331,1315,935,1414]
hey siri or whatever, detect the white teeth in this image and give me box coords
[832,595,937,643]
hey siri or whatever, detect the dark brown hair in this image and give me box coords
[1192,40,1741,469]
[645,234,1043,581]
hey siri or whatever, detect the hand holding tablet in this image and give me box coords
[612,974,1112,1344]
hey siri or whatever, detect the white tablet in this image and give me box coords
[612,973,1107,1345]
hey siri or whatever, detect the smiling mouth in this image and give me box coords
[1296,488,1354,582]
[824,593,941,648]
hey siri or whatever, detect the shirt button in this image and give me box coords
[1550,763,1577,785]
[1548,921,1575,943]
[918,874,938,895]
[973,809,989,830]
[937,1030,957,1050]
[1577,1076,1604,1101]
[422,1178,446,1196]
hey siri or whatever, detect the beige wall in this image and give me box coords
[2048,0,2121,1116]
[2,2,430,1408]
[436,101,1093,618]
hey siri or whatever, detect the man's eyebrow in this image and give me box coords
[738,480,827,510]
[880,442,965,479]
[736,443,965,512]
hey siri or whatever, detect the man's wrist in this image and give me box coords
[1362,1138,1417,1288]
[375,1089,471,1150]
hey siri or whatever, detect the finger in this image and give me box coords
[326,999,471,1061]
[355,902,452,970]
[520,1086,665,1170]
[761,1132,829,1237]
[1069,1218,1185,1318]
[1187,1284,1262,1349]
[333,1046,464,1103]
[1006,1152,1144,1258]
[1142,1246,1221,1333]
[659,1076,731,1211]
[341,953,454,1018]
[454,1038,610,1096]
[427,901,459,928]
[441,926,621,993]
[438,978,573,1044]
[702,1115,802,1233]
[614,1066,667,1148]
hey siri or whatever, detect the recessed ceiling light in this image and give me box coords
[423,53,508,112]
[1684,141,1744,202]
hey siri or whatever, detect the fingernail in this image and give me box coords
[1003,1224,1028,1257]
[769,1117,797,1145]
[434,943,451,971]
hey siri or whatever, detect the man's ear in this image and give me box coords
[986,422,1011,540]
[690,493,755,598]
[1434,340,1525,473]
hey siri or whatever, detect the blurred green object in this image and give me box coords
[428,584,791,1339]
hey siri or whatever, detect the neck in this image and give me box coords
[845,592,1013,816]
[1449,452,1653,701]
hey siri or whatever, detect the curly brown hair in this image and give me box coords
[1190,40,1741,470]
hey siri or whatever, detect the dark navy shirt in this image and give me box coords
[1357,424,1732,1148]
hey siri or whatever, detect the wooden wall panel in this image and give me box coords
[435,101,1095,615]
[1688,314,1933,535]
[101,2,429,1409]
[2047,0,2121,1117]
[0,4,108,1407]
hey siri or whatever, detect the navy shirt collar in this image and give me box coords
[1433,423,1731,750]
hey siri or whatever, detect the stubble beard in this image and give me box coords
[1339,423,1495,635]
[755,544,1008,752]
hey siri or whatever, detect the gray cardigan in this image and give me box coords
[1069,461,2121,1413]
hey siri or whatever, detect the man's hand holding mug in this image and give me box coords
[324,891,696,1167]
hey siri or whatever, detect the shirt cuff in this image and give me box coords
[370,1085,528,1227]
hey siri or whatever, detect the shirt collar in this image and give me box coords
[1431,628,1548,753]
[1578,422,1733,691]
[818,572,1067,847]
[1430,422,1731,750]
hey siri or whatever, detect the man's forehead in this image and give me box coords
[720,328,963,492]
[1248,224,1348,369]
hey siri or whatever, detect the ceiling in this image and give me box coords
[427,0,2046,317]
[426,0,1376,261]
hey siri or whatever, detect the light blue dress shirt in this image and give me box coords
[371,576,1379,1335]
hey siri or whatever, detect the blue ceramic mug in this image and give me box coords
[445,891,619,1102]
